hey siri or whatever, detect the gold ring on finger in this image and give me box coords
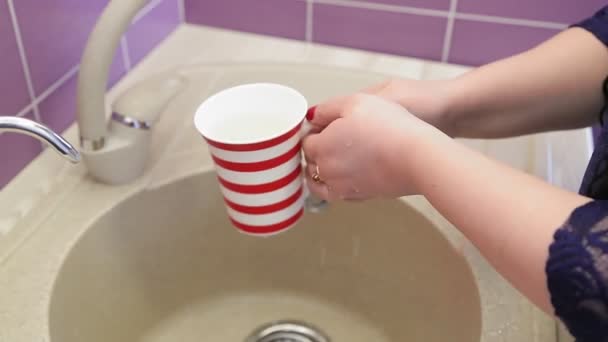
[312,164,324,183]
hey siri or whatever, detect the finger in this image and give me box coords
[305,170,331,201]
[305,163,346,202]
[305,162,322,181]
[303,150,314,164]
[306,162,328,189]
[306,95,351,128]
[307,124,324,134]
[302,133,321,163]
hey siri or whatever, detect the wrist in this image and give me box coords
[374,78,464,136]
[383,122,452,196]
[438,76,474,137]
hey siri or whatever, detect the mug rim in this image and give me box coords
[194,82,308,147]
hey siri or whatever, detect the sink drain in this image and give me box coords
[245,320,330,342]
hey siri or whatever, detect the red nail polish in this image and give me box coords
[306,106,316,121]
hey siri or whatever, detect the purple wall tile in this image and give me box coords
[458,0,605,24]
[0,112,42,189]
[449,20,559,66]
[313,4,446,60]
[14,0,126,95]
[0,1,30,115]
[185,0,306,40]
[357,0,450,11]
[126,0,181,65]
[38,74,77,134]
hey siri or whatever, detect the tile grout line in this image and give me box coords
[15,103,35,118]
[7,0,40,122]
[121,36,132,71]
[315,0,448,18]
[33,64,77,148]
[315,0,567,29]
[178,0,186,22]
[33,64,80,107]
[132,0,164,24]
[10,63,79,120]
[305,0,314,42]
[455,12,567,30]
[441,0,458,63]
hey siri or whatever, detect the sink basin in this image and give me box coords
[49,171,481,342]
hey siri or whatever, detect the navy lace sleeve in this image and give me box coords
[546,202,608,341]
[546,5,608,341]
[573,6,608,46]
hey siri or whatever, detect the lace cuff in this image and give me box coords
[546,200,608,341]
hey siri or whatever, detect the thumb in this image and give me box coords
[306,95,350,128]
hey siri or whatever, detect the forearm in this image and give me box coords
[444,28,608,138]
[400,130,591,312]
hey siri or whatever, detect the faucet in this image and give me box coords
[77,0,185,185]
[0,116,80,163]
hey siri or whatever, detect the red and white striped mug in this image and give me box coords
[194,83,315,236]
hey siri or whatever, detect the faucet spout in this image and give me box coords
[77,0,149,151]
[0,116,81,163]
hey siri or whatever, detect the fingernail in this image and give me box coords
[306,106,316,121]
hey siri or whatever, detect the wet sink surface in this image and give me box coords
[49,171,481,342]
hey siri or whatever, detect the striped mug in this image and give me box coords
[194,83,314,236]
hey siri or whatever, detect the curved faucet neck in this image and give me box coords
[0,116,80,163]
[77,0,149,151]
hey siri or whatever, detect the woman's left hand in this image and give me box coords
[302,93,444,201]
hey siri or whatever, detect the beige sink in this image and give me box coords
[48,171,480,342]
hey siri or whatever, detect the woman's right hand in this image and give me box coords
[363,78,457,135]
[303,93,447,201]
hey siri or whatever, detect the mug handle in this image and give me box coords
[300,120,329,213]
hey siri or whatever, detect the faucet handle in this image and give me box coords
[112,73,187,129]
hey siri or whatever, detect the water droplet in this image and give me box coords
[320,247,327,267]
[352,236,361,257]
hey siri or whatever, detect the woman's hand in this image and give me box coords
[363,78,456,135]
[302,93,446,201]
